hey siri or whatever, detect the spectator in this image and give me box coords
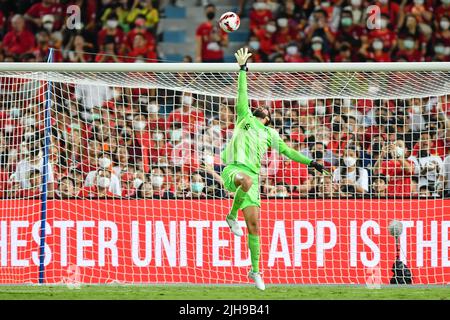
[395,35,424,62]
[336,9,364,51]
[149,167,174,199]
[167,93,205,133]
[126,0,159,33]
[127,33,157,62]
[370,175,388,198]
[57,176,78,199]
[136,181,153,198]
[68,34,94,62]
[97,12,126,53]
[308,36,330,62]
[16,169,42,199]
[313,175,340,198]
[32,30,63,62]
[373,140,414,197]
[185,173,207,198]
[249,0,273,35]
[95,36,122,62]
[3,14,35,58]
[333,145,369,196]
[195,3,228,62]
[444,152,450,197]
[432,40,450,61]
[24,0,64,31]
[125,15,156,51]
[405,0,433,40]
[121,172,138,198]
[409,133,445,197]
[183,55,193,62]
[283,42,305,62]
[84,152,122,196]
[79,169,118,198]
[418,184,432,197]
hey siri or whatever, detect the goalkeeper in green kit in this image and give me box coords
[221,48,326,290]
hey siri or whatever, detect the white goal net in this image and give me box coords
[0,62,449,285]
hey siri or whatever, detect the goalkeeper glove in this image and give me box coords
[235,47,252,71]
[309,160,330,175]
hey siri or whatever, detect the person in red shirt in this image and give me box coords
[395,36,424,62]
[283,43,306,62]
[126,15,156,54]
[95,36,122,62]
[97,12,126,53]
[127,33,157,62]
[150,131,173,165]
[249,1,273,35]
[335,9,366,51]
[368,13,397,53]
[16,169,42,199]
[373,140,414,197]
[24,0,64,31]
[368,38,391,62]
[78,169,117,199]
[120,172,137,198]
[253,21,278,59]
[308,36,330,62]
[167,93,205,133]
[275,157,311,196]
[436,0,450,22]
[433,15,450,51]
[334,43,353,62]
[404,0,433,38]
[78,139,102,178]
[31,30,63,62]
[195,3,228,62]
[57,176,78,199]
[374,0,401,28]
[273,17,295,47]
[3,14,35,58]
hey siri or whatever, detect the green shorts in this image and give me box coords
[221,164,260,209]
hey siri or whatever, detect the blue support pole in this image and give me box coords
[39,48,54,284]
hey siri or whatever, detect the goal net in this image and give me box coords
[0,62,449,285]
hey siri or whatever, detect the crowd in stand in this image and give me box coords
[195,0,450,62]
[1,85,450,199]
[0,0,160,63]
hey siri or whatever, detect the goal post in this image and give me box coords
[0,62,449,285]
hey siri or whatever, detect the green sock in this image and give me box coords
[248,234,260,273]
[227,186,245,221]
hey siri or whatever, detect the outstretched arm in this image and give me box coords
[235,48,252,119]
[271,130,329,174]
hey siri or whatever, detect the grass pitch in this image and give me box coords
[0,285,449,300]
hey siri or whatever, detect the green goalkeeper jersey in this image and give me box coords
[221,70,312,174]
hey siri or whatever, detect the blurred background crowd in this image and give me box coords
[0,0,449,200]
[1,85,450,199]
[0,0,449,63]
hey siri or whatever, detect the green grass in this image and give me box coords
[0,285,449,300]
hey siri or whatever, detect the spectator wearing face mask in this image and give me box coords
[336,10,365,51]
[249,0,273,35]
[132,112,151,173]
[185,173,207,198]
[373,140,414,197]
[367,38,391,62]
[79,169,118,199]
[333,146,369,196]
[253,20,278,60]
[368,12,397,52]
[83,152,122,196]
[274,17,296,48]
[247,36,263,62]
[196,154,226,198]
[150,131,173,164]
[95,37,122,62]
[395,36,424,62]
[24,0,64,31]
[121,172,141,198]
[431,40,450,61]
[408,134,445,197]
[283,42,306,62]
[308,36,330,62]
[374,0,401,28]
[149,167,174,199]
[195,4,228,62]
[97,13,125,52]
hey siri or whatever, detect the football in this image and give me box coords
[219,12,240,33]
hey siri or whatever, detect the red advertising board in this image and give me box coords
[0,199,449,284]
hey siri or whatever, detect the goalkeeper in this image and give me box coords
[220,48,327,290]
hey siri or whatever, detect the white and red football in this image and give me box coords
[219,12,240,33]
